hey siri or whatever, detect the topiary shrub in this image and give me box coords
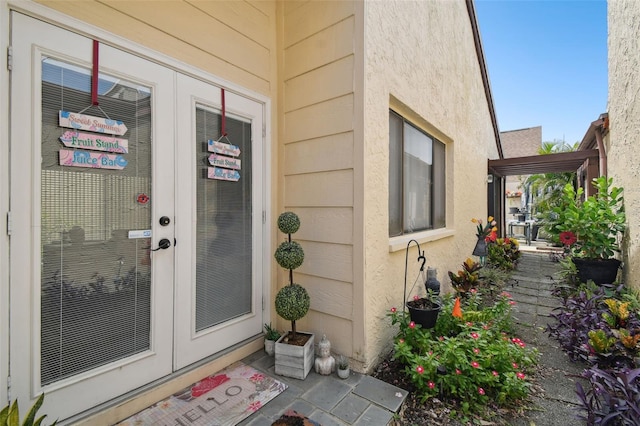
[277,211,300,234]
[275,284,310,322]
[274,241,304,270]
[274,212,309,339]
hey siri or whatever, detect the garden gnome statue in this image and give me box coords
[314,334,335,375]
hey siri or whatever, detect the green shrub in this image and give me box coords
[487,237,521,271]
[548,177,625,260]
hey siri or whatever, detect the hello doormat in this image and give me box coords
[118,362,287,426]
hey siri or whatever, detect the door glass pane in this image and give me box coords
[195,106,252,331]
[40,57,152,385]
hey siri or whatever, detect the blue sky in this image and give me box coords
[475,0,608,146]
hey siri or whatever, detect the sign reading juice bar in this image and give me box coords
[59,149,127,170]
[58,111,129,170]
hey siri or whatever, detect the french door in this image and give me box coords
[9,12,264,422]
[174,75,264,369]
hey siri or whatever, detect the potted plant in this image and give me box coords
[549,177,625,284]
[263,322,281,356]
[273,212,314,379]
[336,355,350,379]
[406,289,442,329]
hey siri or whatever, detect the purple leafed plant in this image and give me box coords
[574,366,640,425]
[546,287,608,364]
[547,284,640,369]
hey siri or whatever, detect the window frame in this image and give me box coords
[388,109,447,239]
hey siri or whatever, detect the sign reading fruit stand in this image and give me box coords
[59,130,129,153]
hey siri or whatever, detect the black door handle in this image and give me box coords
[152,238,171,251]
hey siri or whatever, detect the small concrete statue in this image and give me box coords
[314,334,335,375]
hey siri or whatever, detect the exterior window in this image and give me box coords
[389,110,446,236]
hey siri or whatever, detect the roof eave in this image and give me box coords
[466,0,503,159]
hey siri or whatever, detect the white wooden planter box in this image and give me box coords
[275,332,314,380]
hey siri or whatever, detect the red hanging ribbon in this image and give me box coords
[92,40,99,106]
[221,88,227,136]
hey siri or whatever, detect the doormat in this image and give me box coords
[117,362,287,426]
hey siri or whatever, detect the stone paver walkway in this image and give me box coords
[509,251,586,425]
[238,352,408,426]
[240,249,583,425]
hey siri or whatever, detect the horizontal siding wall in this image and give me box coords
[37,0,274,95]
[280,1,357,358]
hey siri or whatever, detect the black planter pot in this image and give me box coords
[573,257,622,285]
[406,300,441,329]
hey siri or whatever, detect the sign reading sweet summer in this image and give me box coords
[207,139,241,157]
[59,111,128,136]
[208,167,240,182]
[59,149,128,170]
[208,154,241,170]
[59,131,129,153]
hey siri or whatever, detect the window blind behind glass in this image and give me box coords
[40,58,152,385]
[195,107,253,332]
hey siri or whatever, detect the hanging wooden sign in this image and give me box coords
[208,167,240,182]
[59,110,128,135]
[207,139,241,157]
[59,149,128,170]
[59,131,129,153]
[208,154,241,170]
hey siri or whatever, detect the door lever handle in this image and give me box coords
[152,238,171,251]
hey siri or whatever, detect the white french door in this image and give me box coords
[9,12,265,422]
[174,75,264,369]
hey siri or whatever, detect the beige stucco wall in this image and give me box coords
[362,0,499,370]
[607,0,640,291]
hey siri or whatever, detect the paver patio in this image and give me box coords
[238,248,583,425]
